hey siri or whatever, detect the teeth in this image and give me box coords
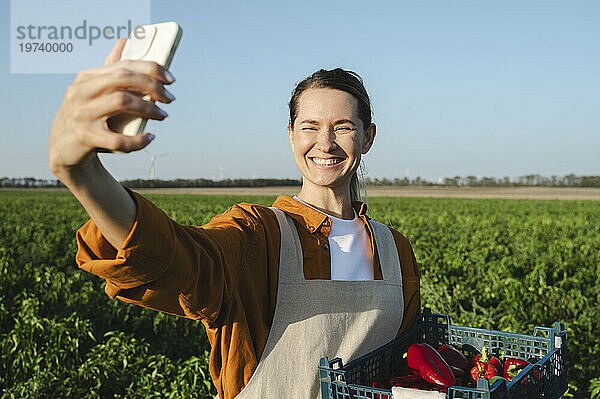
[312,157,341,165]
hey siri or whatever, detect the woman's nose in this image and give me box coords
[315,129,337,151]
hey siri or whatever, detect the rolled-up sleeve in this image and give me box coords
[75,186,256,325]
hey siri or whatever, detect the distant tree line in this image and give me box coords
[364,173,600,187]
[2,174,600,188]
[0,177,66,188]
[120,178,302,188]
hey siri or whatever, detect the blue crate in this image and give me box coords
[319,308,568,399]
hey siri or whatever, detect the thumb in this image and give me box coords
[104,38,127,65]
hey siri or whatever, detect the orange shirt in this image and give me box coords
[75,187,421,399]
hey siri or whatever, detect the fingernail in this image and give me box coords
[158,109,168,117]
[147,134,155,141]
[164,70,175,83]
[164,88,175,101]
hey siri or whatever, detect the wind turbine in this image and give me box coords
[218,165,228,180]
[145,150,168,180]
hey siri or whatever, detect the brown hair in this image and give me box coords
[288,68,372,202]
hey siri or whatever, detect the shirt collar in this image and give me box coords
[272,195,370,233]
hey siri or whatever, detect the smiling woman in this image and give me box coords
[288,69,376,219]
[49,41,420,399]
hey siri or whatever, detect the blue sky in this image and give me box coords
[3,0,599,181]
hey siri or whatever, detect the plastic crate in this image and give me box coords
[319,308,568,399]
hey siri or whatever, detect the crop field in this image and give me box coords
[1,190,599,398]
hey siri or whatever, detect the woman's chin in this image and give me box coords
[303,173,350,189]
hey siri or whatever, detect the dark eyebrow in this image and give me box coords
[299,119,356,126]
[300,119,320,125]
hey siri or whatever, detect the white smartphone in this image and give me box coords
[101,22,182,152]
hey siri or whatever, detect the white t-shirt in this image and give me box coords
[293,196,374,280]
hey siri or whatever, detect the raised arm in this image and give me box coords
[48,40,267,324]
[48,38,174,248]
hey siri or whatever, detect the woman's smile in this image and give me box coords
[308,156,346,168]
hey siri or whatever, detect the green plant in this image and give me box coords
[1,191,598,398]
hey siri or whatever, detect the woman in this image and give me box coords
[48,39,421,399]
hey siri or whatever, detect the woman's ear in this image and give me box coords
[288,123,295,152]
[361,123,376,154]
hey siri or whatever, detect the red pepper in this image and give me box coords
[450,365,466,380]
[445,366,465,387]
[474,347,502,372]
[407,343,455,387]
[438,344,470,373]
[470,360,498,383]
[503,358,530,381]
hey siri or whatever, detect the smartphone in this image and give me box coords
[101,21,182,152]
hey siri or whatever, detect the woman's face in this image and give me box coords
[288,88,375,191]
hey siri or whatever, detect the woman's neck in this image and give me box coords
[295,182,354,220]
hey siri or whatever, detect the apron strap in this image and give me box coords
[268,207,305,282]
[368,219,402,283]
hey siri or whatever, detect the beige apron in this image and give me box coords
[216,206,404,398]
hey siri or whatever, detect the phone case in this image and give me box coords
[103,21,182,150]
